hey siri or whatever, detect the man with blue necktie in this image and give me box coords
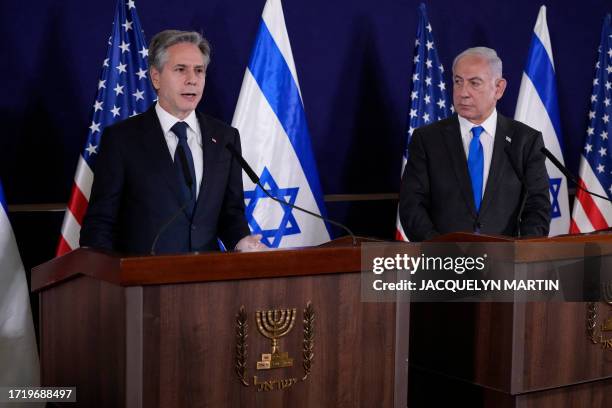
[80,30,263,254]
[399,47,551,241]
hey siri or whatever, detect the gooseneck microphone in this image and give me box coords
[150,146,195,255]
[540,147,579,186]
[504,146,529,238]
[540,147,612,203]
[225,142,358,246]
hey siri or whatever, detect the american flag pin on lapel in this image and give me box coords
[505,136,512,143]
[211,137,217,143]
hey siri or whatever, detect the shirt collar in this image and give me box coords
[155,102,199,136]
[458,108,498,138]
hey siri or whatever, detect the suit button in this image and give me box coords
[191,225,196,231]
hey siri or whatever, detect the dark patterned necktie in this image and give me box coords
[171,121,197,216]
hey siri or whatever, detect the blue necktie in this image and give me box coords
[467,126,484,212]
[171,122,197,215]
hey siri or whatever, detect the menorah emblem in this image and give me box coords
[255,308,297,370]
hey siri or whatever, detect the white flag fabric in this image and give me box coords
[0,181,40,392]
[515,5,570,236]
[232,0,331,248]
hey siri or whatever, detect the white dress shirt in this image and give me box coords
[458,109,498,197]
[155,103,204,198]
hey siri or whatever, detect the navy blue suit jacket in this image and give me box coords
[80,106,250,254]
[399,114,551,241]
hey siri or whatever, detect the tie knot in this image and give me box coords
[171,121,189,142]
[471,126,484,140]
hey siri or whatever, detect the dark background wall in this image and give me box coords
[1,0,610,269]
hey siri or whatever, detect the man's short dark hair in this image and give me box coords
[148,30,211,73]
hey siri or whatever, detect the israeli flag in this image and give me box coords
[0,180,40,392]
[232,0,331,248]
[515,5,570,236]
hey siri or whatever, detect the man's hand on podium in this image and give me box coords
[235,234,267,252]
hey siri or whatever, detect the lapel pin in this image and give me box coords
[505,136,512,143]
[211,137,217,143]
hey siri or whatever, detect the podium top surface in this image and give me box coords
[32,232,612,292]
[32,238,365,292]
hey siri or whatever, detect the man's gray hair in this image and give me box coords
[148,30,211,73]
[452,47,503,78]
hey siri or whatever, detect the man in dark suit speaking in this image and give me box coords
[80,30,263,254]
[399,47,551,241]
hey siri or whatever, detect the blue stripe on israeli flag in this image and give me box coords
[0,180,7,215]
[232,0,331,248]
[247,22,328,220]
[523,34,564,152]
[515,5,570,236]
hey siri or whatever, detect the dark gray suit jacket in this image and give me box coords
[399,113,551,241]
[80,106,250,254]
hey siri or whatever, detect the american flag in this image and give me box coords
[56,0,155,255]
[396,3,451,241]
[570,14,612,234]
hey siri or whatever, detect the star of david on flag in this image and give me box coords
[549,177,562,218]
[232,0,331,248]
[396,3,451,241]
[57,0,156,255]
[515,5,570,236]
[244,168,301,247]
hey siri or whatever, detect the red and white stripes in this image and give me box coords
[57,156,94,255]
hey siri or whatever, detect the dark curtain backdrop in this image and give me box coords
[1,0,610,264]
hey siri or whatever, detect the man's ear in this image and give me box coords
[495,78,507,101]
[150,67,160,91]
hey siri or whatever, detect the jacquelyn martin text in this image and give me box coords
[372,279,560,292]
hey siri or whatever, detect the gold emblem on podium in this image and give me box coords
[586,285,612,351]
[255,308,296,370]
[602,317,612,332]
[234,302,315,391]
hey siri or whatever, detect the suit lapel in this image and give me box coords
[193,112,222,218]
[139,106,185,207]
[479,114,514,216]
[443,115,477,216]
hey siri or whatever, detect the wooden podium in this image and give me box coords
[409,232,612,408]
[32,238,410,408]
